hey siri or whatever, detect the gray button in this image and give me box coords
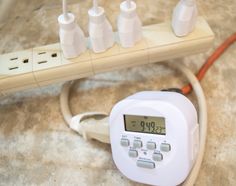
[137,160,155,169]
[120,138,129,147]
[146,142,156,150]
[133,140,142,148]
[160,143,171,152]
[153,153,163,161]
[129,150,138,158]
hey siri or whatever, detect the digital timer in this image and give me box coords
[109,91,199,186]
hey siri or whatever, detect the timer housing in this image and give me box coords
[109,91,199,186]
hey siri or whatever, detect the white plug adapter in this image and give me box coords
[172,0,198,37]
[58,13,86,59]
[88,4,114,53]
[118,0,142,48]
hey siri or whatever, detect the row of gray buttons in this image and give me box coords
[120,138,171,152]
[129,149,163,161]
[120,139,143,148]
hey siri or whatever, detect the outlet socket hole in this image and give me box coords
[10,57,18,61]
[51,53,57,58]
[38,61,47,64]
[23,59,29,63]
[9,67,19,70]
[38,52,46,55]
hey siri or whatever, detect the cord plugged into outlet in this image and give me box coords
[118,0,142,48]
[58,0,86,59]
[88,0,114,53]
[172,0,198,37]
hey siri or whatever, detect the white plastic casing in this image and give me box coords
[118,1,142,48]
[88,7,114,53]
[58,13,86,59]
[172,0,198,37]
[109,91,199,186]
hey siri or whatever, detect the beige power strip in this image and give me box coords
[0,17,214,95]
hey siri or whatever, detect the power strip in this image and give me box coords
[0,17,214,95]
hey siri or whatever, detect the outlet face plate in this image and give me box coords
[0,17,214,94]
[0,49,37,92]
[0,49,33,78]
[33,44,62,71]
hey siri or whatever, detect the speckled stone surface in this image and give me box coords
[0,0,236,185]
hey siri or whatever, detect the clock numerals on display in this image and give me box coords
[125,115,166,135]
[140,121,156,133]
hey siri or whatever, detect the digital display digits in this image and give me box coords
[124,115,166,135]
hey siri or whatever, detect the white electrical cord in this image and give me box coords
[173,63,207,186]
[59,63,207,186]
[59,0,87,59]
[93,0,99,14]
[62,0,69,20]
[126,0,131,8]
[60,81,73,125]
[60,81,109,143]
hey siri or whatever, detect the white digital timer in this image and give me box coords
[109,91,199,186]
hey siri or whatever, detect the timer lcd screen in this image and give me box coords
[124,115,166,135]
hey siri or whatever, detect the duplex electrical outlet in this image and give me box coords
[32,44,63,85]
[0,49,37,92]
[0,49,32,77]
[33,44,62,71]
[33,43,93,87]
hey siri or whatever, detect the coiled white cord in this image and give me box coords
[59,63,207,186]
[60,80,73,125]
[173,63,207,186]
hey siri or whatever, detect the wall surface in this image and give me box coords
[0,0,236,185]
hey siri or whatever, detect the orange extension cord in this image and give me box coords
[182,32,236,95]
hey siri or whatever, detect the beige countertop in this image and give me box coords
[0,0,235,185]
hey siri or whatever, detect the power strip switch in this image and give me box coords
[118,0,142,48]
